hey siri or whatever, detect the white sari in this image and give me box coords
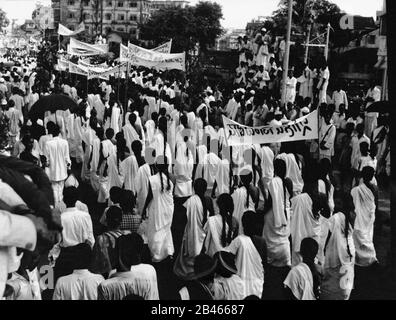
[321,212,355,300]
[263,176,291,267]
[173,195,206,280]
[351,183,377,266]
[290,193,320,266]
[147,173,174,262]
[225,235,264,298]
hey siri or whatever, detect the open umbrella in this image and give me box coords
[28,94,79,120]
[365,101,390,114]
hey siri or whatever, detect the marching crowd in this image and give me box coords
[0,30,390,300]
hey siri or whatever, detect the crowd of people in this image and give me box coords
[0,29,390,301]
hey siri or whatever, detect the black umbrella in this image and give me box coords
[29,94,79,120]
[365,101,390,114]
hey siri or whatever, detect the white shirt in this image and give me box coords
[332,90,348,111]
[98,264,159,300]
[53,269,104,300]
[44,136,71,182]
[60,207,95,248]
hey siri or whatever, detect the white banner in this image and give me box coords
[78,58,109,70]
[57,57,69,71]
[153,39,172,54]
[68,38,109,56]
[87,63,128,80]
[222,110,319,146]
[68,62,88,76]
[58,22,85,36]
[119,43,131,62]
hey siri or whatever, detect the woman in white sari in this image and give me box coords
[174,179,208,280]
[173,137,194,199]
[351,166,378,267]
[276,153,304,196]
[321,195,356,300]
[203,194,239,258]
[290,193,321,266]
[224,211,265,298]
[262,158,293,267]
[142,155,174,263]
[97,128,116,203]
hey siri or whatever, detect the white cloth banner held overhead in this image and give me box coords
[87,63,128,80]
[153,39,172,54]
[58,22,85,36]
[68,38,109,56]
[129,52,186,71]
[68,62,88,76]
[222,110,319,146]
[78,59,109,70]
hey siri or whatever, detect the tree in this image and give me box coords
[140,1,224,54]
[0,8,9,32]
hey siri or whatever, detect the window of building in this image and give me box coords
[68,0,75,5]
[118,14,125,21]
[130,1,138,8]
[117,1,124,7]
[130,28,137,35]
[130,15,137,21]
[68,12,75,19]
[107,0,112,7]
[83,0,90,6]
[83,13,91,20]
[105,13,112,20]
[117,27,125,32]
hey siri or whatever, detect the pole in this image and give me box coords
[324,23,331,61]
[281,0,293,107]
[124,62,129,118]
[304,24,312,64]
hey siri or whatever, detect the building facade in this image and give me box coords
[51,0,189,41]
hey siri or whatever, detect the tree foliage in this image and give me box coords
[0,8,10,32]
[271,0,354,48]
[140,1,224,54]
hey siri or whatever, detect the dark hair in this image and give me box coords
[155,155,171,192]
[105,128,114,140]
[217,193,234,247]
[194,178,208,227]
[240,171,253,208]
[73,243,92,270]
[109,186,123,204]
[300,237,320,299]
[106,205,123,229]
[158,116,168,157]
[63,186,79,207]
[318,158,331,199]
[241,210,260,236]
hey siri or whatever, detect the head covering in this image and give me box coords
[239,164,253,176]
[301,107,310,114]
[0,78,4,83]
[193,254,217,280]
[215,251,238,275]
[36,119,44,127]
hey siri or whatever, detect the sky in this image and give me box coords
[0,0,383,29]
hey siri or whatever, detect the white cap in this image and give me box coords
[239,164,253,175]
[36,119,44,126]
[301,107,310,114]
[0,78,4,83]
[250,90,255,95]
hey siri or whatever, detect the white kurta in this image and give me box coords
[173,142,194,198]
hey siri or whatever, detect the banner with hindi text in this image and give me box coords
[222,110,318,146]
